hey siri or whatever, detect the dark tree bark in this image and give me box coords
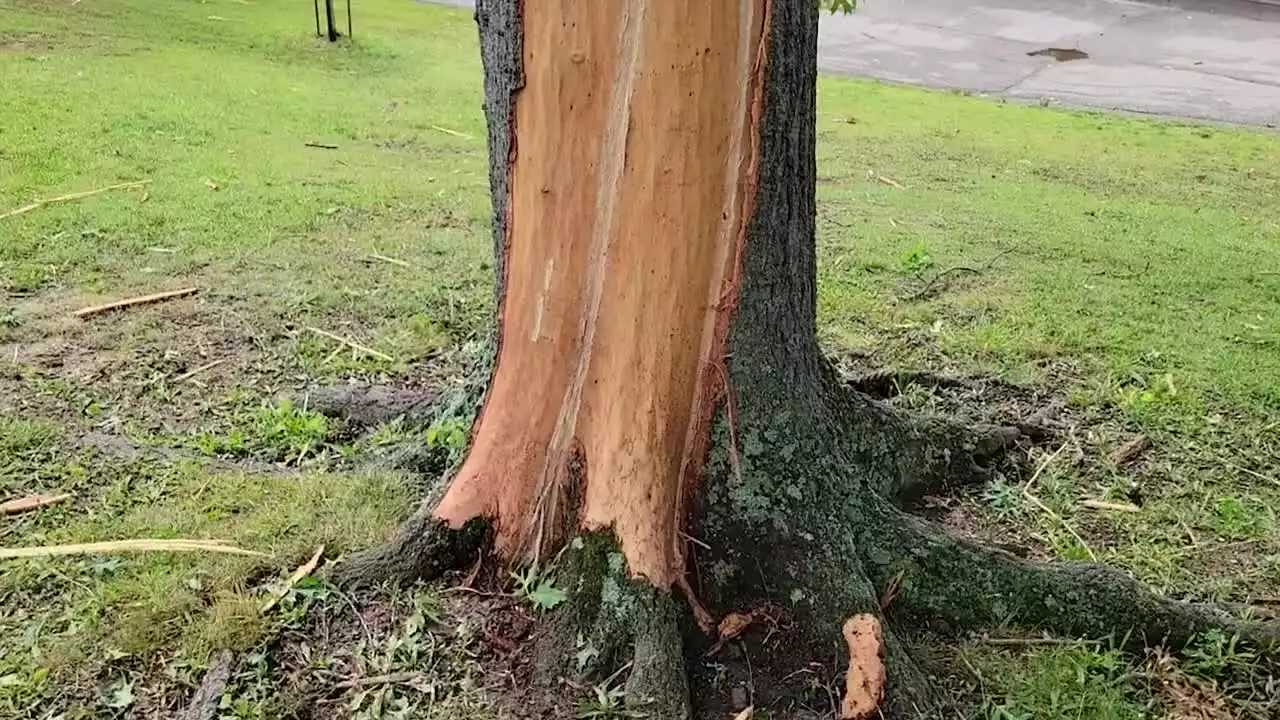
[338,1,1279,717]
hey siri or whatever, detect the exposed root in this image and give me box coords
[625,595,692,720]
[842,368,971,398]
[874,410,1023,502]
[334,509,487,587]
[812,550,946,718]
[305,383,439,428]
[862,506,1280,652]
[525,533,693,718]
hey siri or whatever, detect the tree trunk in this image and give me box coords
[339,0,1278,717]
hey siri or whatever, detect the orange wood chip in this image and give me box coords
[841,614,886,719]
[718,611,754,640]
[1,493,71,515]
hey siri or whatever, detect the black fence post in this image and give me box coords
[324,0,338,41]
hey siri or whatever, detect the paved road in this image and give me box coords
[432,0,1280,126]
[821,0,1280,125]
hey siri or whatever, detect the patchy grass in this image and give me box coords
[2,0,1279,718]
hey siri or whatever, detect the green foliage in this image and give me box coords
[511,565,568,612]
[576,681,644,719]
[982,475,1025,519]
[900,244,936,275]
[1183,629,1256,678]
[971,644,1152,720]
[426,416,470,451]
[1208,495,1271,540]
[190,399,331,463]
[820,0,858,13]
[246,399,330,461]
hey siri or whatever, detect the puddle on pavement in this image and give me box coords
[1027,47,1089,62]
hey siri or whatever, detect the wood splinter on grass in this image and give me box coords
[841,614,885,720]
[175,358,228,383]
[73,287,199,319]
[0,180,152,221]
[1,493,72,515]
[1081,499,1141,513]
[0,539,267,559]
[261,545,325,612]
[429,125,474,140]
[366,253,411,268]
[305,327,394,362]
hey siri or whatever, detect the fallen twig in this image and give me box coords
[332,670,425,691]
[1021,441,1069,494]
[981,635,1100,647]
[73,287,199,319]
[429,125,474,140]
[261,545,324,612]
[0,180,151,221]
[1222,461,1280,488]
[175,359,227,383]
[180,650,234,720]
[903,249,1012,302]
[304,142,339,150]
[872,173,904,189]
[1081,499,1141,513]
[0,539,267,559]
[1022,441,1097,561]
[305,327,394,362]
[366,253,410,267]
[878,568,905,611]
[1,493,72,515]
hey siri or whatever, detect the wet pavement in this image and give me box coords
[820,0,1280,126]
[432,0,1280,126]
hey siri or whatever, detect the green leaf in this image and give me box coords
[575,644,600,671]
[107,678,135,709]
[528,578,567,611]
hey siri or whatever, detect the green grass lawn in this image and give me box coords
[2,0,1278,718]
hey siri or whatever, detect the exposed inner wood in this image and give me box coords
[434,0,771,586]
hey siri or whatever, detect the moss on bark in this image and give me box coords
[532,533,692,720]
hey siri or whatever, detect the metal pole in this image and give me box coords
[324,0,338,41]
[346,0,352,38]
[313,0,321,37]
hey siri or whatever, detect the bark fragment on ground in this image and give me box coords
[180,650,233,720]
[305,383,438,428]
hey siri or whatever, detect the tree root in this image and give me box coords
[305,383,439,428]
[334,509,487,587]
[861,505,1280,652]
[870,406,1024,503]
[625,596,692,719]
[842,368,971,398]
[531,533,693,719]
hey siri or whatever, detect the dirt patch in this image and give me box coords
[0,31,55,53]
[688,603,843,719]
